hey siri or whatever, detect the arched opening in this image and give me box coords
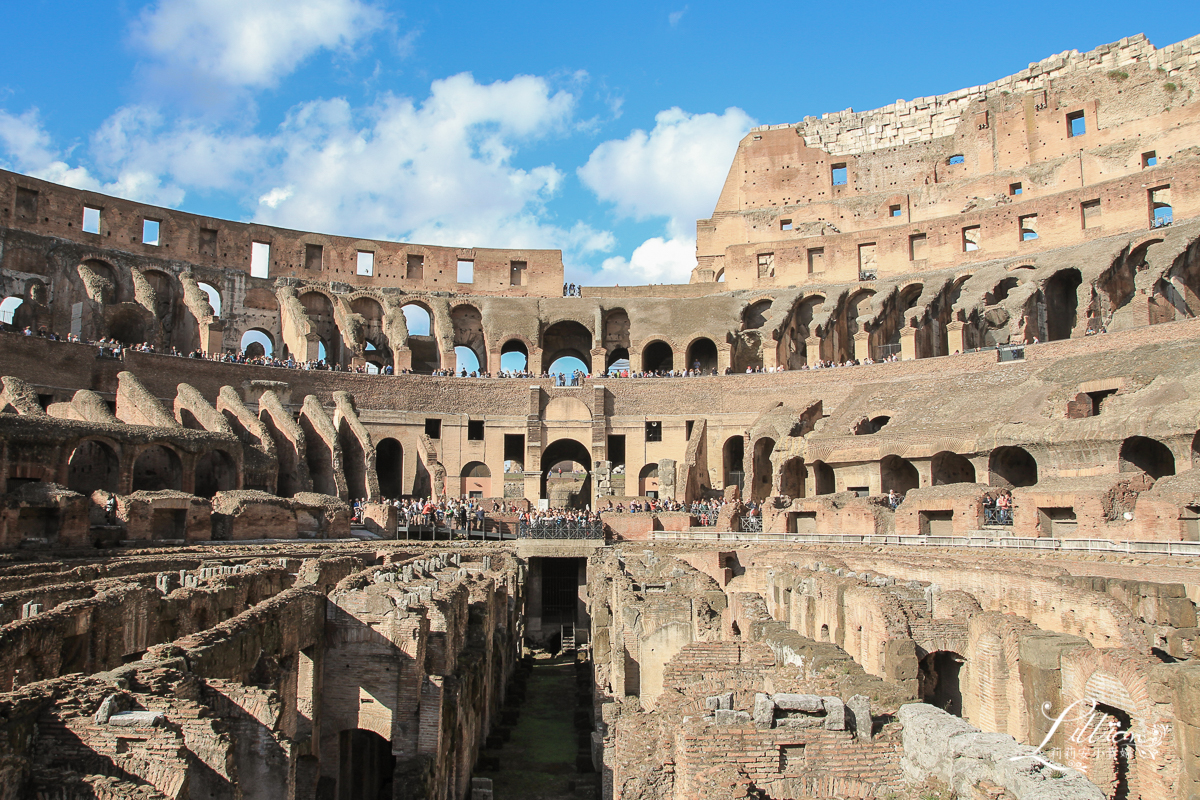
[338,728,395,800]
[1089,702,1136,800]
[240,329,275,358]
[141,270,176,322]
[66,440,120,495]
[605,347,630,373]
[986,277,1019,305]
[716,268,726,283]
[603,309,631,358]
[751,438,775,502]
[1043,269,1083,341]
[454,346,480,374]
[547,356,588,377]
[812,461,835,495]
[376,439,403,498]
[723,436,744,493]
[641,340,674,372]
[460,461,491,499]
[853,415,890,435]
[194,450,237,498]
[742,300,772,330]
[299,417,337,497]
[638,463,660,497]
[450,303,486,372]
[107,307,148,345]
[540,439,591,509]
[197,282,221,317]
[542,320,593,373]
[880,454,919,496]
[931,451,976,485]
[685,338,718,372]
[988,446,1038,488]
[131,445,182,492]
[500,339,529,373]
[338,420,368,500]
[1119,436,1175,480]
[402,304,431,335]
[919,651,964,716]
[779,457,807,499]
[1192,430,1200,467]
[402,303,438,373]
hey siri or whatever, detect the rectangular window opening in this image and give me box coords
[757,253,774,279]
[909,233,927,261]
[15,188,38,219]
[250,241,271,278]
[685,420,694,440]
[1142,151,1158,168]
[504,433,525,465]
[82,206,101,234]
[199,228,218,257]
[467,420,485,441]
[356,251,375,276]
[889,205,902,218]
[424,418,442,439]
[1087,389,1118,414]
[645,421,662,443]
[857,243,877,280]
[780,219,793,231]
[510,260,526,286]
[1019,214,1039,241]
[305,243,323,270]
[961,226,980,252]
[1150,186,1173,228]
[406,254,424,280]
[831,164,848,186]
[1081,199,1101,230]
[457,259,474,284]
[142,219,160,246]
[1010,183,1023,196]
[607,434,626,468]
[1066,110,1086,138]
[947,154,965,165]
[807,248,824,274]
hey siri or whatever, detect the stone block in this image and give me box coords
[772,693,823,712]
[705,692,733,711]
[753,693,775,727]
[847,694,871,740]
[713,709,751,725]
[821,696,846,730]
[108,711,166,727]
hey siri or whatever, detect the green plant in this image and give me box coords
[1166,83,1178,93]
[1050,769,1065,779]
[1108,70,1129,81]
[1158,66,1167,74]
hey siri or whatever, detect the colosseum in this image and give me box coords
[0,31,1198,800]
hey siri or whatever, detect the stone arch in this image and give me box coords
[777,293,825,368]
[640,339,674,372]
[80,259,121,304]
[751,437,775,502]
[931,451,976,485]
[401,302,439,372]
[723,436,744,492]
[1119,436,1175,480]
[299,417,337,496]
[451,303,487,372]
[376,438,403,498]
[107,306,150,345]
[196,282,222,317]
[779,457,807,499]
[853,415,891,435]
[460,461,491,498]
[812,460,835,495]
[194,450,238,498]
[840,288,876,361]
[685,337,718,372]
[603,308,631,353]
[541,320,592,372]
[638,463,660,496]
[880,454,919,495]
[66,439,120,495]
[919,650,964,716]
[988,446,1037,487]
[351,296,389,360]
[240,328,275,358]
[500,337,531,372]
[131,445,182,492]
[540,438,591,509]
[338,418,368,500]
[299,291,340,365]
[742,299,772,330]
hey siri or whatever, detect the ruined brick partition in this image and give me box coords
[2,29,1200,800]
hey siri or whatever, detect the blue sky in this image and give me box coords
[2,1,1198,290]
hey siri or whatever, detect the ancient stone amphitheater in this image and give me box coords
[0,31,1198,800]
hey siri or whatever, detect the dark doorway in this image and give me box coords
[376,438,402,498]
[1119,436,1175,480]
[540,439,591,509]
[988,446,1037,487]
[338,729,395,800]
[67,440,120,495]
[919,651,964,717]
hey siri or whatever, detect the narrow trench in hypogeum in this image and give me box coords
[472,649,599,799]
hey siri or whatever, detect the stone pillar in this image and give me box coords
[761,340,778,370]
[804,336,822,366]
[853,331,871,362]
[203,320,225,356]
[393,347,412,372]
[899,326,918,361]
[488,348,502,374]
[913,459,932,488]
[443,348,458,373]
[717,343,732,374]
[946,320,968,354]
[590,346,607,376]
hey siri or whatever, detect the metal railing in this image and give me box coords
[517,519,605,539]
[858,269,878,282]
[997,344,1025,362]
[690,510,721,527]
[983,508,1013,526]
[648,530,1200,557]
[739,516,763,532]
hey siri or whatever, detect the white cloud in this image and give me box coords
[579,106,753,239]
[586,236,697,286]
[669,7,688,26]
[130,0,387,90]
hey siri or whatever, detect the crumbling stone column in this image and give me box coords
[900,324,918,361]
[853,330,871,363]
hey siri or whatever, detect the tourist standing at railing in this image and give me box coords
[997,491,1012,524]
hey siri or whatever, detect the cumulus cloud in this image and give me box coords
[578,106,753,284]
[130,0,388,90]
